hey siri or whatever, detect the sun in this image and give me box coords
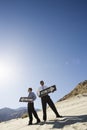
[0,61,13,81]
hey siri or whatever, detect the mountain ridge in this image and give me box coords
[0,107,27,122]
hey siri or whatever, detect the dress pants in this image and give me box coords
[28,102,40,123]
[41,95,60,121]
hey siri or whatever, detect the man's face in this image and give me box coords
[40,81,44,86]
[28,89,32,93]
[28,89,30,93]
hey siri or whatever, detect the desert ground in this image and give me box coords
[0,94,87,130]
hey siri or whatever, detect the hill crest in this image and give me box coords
[59,80,87,101]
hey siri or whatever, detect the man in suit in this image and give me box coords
[28,88,40,125]
[37,80,62,122]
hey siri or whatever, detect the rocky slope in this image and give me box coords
[59,80,87,101]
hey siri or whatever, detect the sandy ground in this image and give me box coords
[0,94,87,130]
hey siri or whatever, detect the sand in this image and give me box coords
[0,94,87,130]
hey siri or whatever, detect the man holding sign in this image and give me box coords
[27,88,40,125]
[37,80,62,122]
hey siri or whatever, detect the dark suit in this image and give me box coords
[28,92,40,124]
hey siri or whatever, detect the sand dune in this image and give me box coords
[0,94,87,130]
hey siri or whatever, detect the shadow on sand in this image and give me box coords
[45,115,87,129]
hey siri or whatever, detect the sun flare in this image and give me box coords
[0,61,13,81]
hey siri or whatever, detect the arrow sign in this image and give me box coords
[40,85,56,97]
[50,86,55,92]
[19,97,33,102]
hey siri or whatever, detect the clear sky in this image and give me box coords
[0,0,87,109]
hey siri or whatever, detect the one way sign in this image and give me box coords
[40,85,56,97]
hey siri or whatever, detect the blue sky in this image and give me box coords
[0,0,87,109]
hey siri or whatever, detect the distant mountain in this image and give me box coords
[59,80,87,101]
[0,107,27,122]
[0,107,41,122]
